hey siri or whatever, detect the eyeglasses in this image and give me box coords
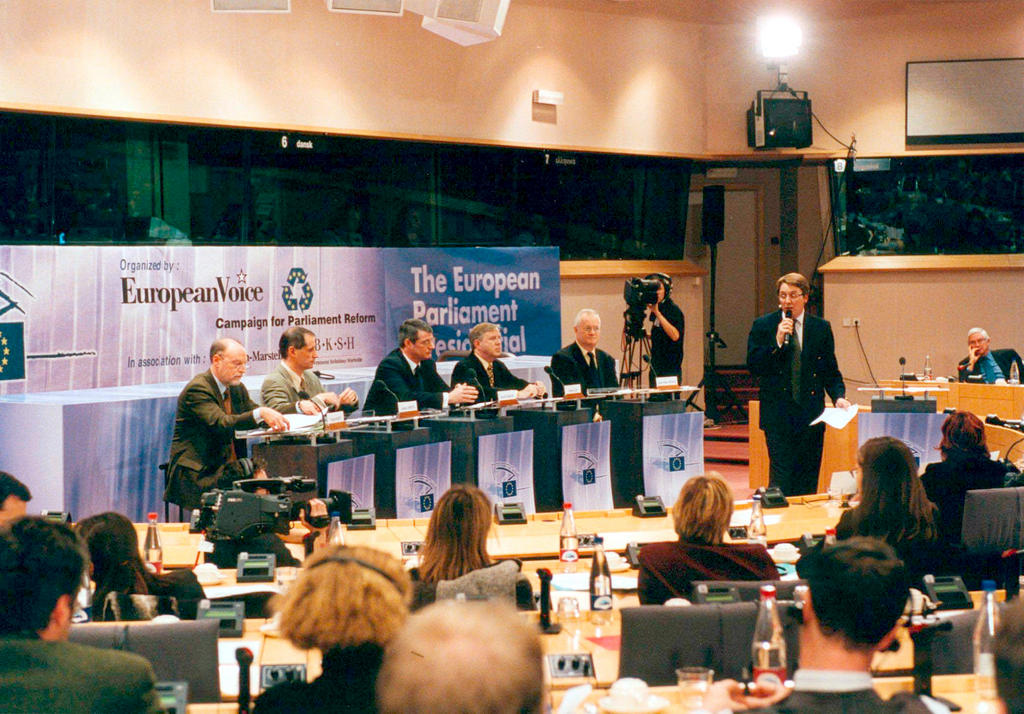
[778,291,804,301]
[578,326,600,334]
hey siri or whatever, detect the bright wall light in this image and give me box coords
[757,15,802,59]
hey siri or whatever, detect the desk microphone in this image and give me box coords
[642,353,659,381]
[544,365,566,394]
[370,380,400,416]
[313,369,335,381]
[236,646,254,714]
[782,309,793,348]
[536,568,562,634]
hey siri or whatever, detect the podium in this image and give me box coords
[345,427,434,518]
[427,415,514,487]
[509,407,594,512]
[601,398,690,508]
[251,436,353,494]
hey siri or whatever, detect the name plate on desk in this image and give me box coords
[563,384,584,398]
[655,376,679,389]
[397,400,419,418]
[497,389,519,406]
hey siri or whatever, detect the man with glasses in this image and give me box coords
[261,326,359,415]
[747,274,849,496]
[957,327,1007,384]
[363,318,478,416]
[165,337,289,510]
[549,308,618,397]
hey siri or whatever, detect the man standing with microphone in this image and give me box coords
[747,273,850,496]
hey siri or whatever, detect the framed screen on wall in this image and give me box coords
[906,58,1024,145]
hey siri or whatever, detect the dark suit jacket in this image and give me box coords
[259,363,358,414]
[363,349,449,416]
[549,343,617,397]
[451,353,528,402]
[747,311,845,433]
[0,637,161,713]
[164,370,259,509]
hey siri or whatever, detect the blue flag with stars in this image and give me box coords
[0,323,25,381]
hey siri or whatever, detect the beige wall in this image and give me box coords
[0,1,705,155]
[823,258,1024,406]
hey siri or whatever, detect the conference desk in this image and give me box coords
[142,499,844,569]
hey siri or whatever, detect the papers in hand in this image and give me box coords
[810,404,858,430]
[284,413,323,431]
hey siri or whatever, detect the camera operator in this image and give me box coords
[206,457,328,569]
[646,274,684,386]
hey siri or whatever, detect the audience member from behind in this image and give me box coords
[996,601,1024,714]
[253,545,411,714]
[377,600,543,714]
[835,436,942,583]
[0,517,161,713]
[751,538,945,713]
[77,512,205,620]
[921,410,1008,544]
[410,484,532,610]
[637,473,779,604]
[0,470,30,525]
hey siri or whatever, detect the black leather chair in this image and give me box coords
[992,348,1024,381]
[69,618,220,702]
[961,487,1024,552]
[619,601,800,684]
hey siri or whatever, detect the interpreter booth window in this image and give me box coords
[837,154,1024,256]
[0,114,51,243]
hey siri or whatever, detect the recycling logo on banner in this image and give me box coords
[282,267,313,311]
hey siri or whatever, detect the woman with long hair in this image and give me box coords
[76,511,204,620]
[254,545,411,714]
[921,410,1007,543]
[412,484,531,609]
[836,436,941,579]
[637,473,778,604]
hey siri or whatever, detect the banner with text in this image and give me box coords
[642,412,705,504]
[382,247,561,358]
[561,420,613,511]
[0,246,560,394]
[477,429,535,515]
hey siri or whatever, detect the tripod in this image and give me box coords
[683,238,742,422]
[619,307,651,389]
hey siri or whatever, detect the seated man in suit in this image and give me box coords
[363,318,477,416]
[958,327,1007,384]
[261,326,358,415]
[0,471,30,525]
[164,338,289,510]
[549,308,618,397]
[0,517,162,713]
[451,322,545,403]
[754,538,945,713]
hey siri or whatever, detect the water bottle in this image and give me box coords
[1010,360,1020,385]
[749,494,767,546]
[589,536,613,626]
[974,579,1000,701]
[923,354,933,380]
[327,512,345,547]
[143,512,163,574]
[559,502,579,573]
[752,584,787,687]
[824,527,837,546]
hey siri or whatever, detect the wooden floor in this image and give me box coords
[704,422,752,499]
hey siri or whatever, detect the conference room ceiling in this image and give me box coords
[517,0,1005,24]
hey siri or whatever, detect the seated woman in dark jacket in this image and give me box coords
[410,484,532,610]
[836,436,943,582]
[637,473,779,605]
[77,511,205,620]
[921,410,1007,544]
[254,545,412,714]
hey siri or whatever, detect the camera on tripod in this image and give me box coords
[189,477,353,541]
[622,276,660,340]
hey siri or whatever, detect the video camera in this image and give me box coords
[189,477,353,541]
[622,276,660,339]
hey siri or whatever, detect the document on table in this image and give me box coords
[810,404,858,430]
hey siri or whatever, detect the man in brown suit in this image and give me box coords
[164,338,288,510]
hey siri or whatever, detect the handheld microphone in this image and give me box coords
[236,647,254,714]
[536,568,561,634]
[782,308,793,348]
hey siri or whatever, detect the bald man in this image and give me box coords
[164,338,288,510]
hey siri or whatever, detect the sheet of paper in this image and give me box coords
[810,404,858,429]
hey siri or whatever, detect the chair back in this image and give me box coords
[962,487,1024,551]
[619,602,800,685]
[69,618,220,702]
[992,348,1024,380]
